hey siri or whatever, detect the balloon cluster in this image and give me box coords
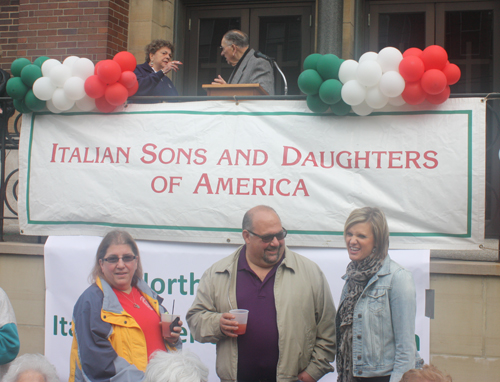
[6,57,47,113]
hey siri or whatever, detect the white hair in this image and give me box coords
[145,350,209,382]
[3,354,59,382]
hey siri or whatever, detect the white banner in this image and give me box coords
[44,236,430,382]
[20,99,485,248]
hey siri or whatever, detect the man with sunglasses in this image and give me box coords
[187,205,336,382]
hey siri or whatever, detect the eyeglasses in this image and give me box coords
[247,228,287,243]
[220,44,232,51]
[102,255,137,264]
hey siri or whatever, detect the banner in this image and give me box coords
[44,236,430,382]
[20,99,485,248]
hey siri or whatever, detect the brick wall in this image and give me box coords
[0,0,130,73]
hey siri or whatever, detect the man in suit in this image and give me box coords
[212,30,275,95]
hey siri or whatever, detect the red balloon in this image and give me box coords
[421,45,448,71]
[113,51,137,72]
[97,59,121,84]
[403,47,423,58]
[399,56,425,82]
[442,62,461,85]
[127,81,139,97]
[119,71,137,88]
[401,81,426,105]
[94,60,103,75]
[421,69,447,95]
[95,96,116,113]
[84,75,107,99]
[105,83,128,106]
[426,85,450,105]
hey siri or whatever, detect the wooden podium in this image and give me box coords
[202,83,269,96]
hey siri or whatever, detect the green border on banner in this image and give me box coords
[25,109,473,238]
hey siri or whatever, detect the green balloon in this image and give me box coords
[6,77,29,100]
[330,99,351,116]
[13,98,32,114]
[11,58,31,77]
[21,64,42,87]
[306,94,329,113]
[25,90,46,111]
[317,54,342,80]
[319,79,343,104]
[297,69,323,95]
[303,53,322,70]
[34,56,50,68]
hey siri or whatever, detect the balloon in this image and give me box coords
[319,79,342,105]
[338,60,358,84]
[356,60,382,87]
[365,86,388,109]
[113,51,137,72]
[377,47,403,73]
[84,75,107,99]
[127,81,139,97]
[94,60,103,75]
[421,45,448,71]
[401,81,426,105]
[105,83,128,106]
[95,96,116,113]
[13,98,31,114]
[399,55,425,82]
[379,71,405,98]
[24,90,46,111]
[49,64,71,87]
[387,95,406,106]
[297,69,323,95]
[11,58,31,77]
[41,59,61,77]
[421,69,447,95]
[20,64,42,87]
[63,56,80,69]
[76,95,96,111]
[34,56,50,68]
[330,99,351,116]
[303,53,323,70]
[33,77,56,100]
[359,51,378,63]
[72,58,95,80]
[403,47,423,58]
[97,60,122,84]
[63,76,86,100]
[6,77,28,100]
[426,85,450,105]
[341,80,366,106]
[52,88,75,111]
[442,62,461,85]
[316,54,342,80]
[352,101,373,116]
[119,71,137,88]
[306,94,329,113]
[46,99,63,114]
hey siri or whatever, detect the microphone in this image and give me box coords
[254,51,275,61]
[254,50,288,95]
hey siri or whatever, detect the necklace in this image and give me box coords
[119,288,140,309]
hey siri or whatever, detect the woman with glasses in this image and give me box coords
[69,230,182,382]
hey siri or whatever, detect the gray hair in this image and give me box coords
[242,205,279,231]
[144,350,209,382]
[223,30,249,48]
[3,354,59,382]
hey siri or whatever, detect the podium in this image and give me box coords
[202,83,269,96]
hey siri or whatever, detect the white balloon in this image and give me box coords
[63,56,80,69]
[338,60,359,84]
[46,99,63,114]
[341,80,366,106]
[356,60,382,87]
[32,77,56,101]
[388,95,406,106]
[52,88,75,111]
[365,86,388,109]
[377,47,403,73]
[76,95,96,111]
[379,71,406,98]
[41,59,61,77]
[359,51,378,63]
[72,58,95,80]
[352,101,374,116]
[63,76,86,100]
[49,65,72,88]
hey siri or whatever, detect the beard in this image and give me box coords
[262,244,283,265]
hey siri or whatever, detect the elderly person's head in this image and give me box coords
[344,206,389,262]
[400,364,452,382]
[145,39,175,71]
[3,354,59,382]
[144,350,209,382]
[220,30,249,66]
[90,230,143,292]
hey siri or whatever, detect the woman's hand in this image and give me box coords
[162,61,182,74]
[162,319,183,345]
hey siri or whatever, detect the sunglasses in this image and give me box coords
[247,228,287,243]
[102,255,137,264]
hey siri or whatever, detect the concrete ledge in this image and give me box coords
[431,259,500,276]
[0,242,44,256]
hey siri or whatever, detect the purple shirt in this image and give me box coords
[236,245,284,382]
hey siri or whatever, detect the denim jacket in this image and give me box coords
[336,255,423,382]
